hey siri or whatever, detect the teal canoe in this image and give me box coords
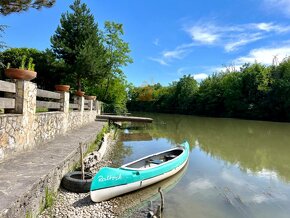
[90,141,190,202]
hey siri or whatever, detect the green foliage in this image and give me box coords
[25,211,33,218]
[128,60,290,122]
[175,75,198,113]
[1,1,132,113]
[0,48,66,89]
[51,0,105,91]
[0,0,55,15]
[20,55,26,69]
[85,124,109,155]
[40,187,56,214]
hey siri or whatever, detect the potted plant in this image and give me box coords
[84,95,96,100]
[75,90,85,97]
[5,55,37,81]
[55,84,70,92]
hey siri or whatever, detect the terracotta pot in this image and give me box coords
[84,95,96,100]
[5,68,37,81]
[55,85,70,92]
[76,90,85,97]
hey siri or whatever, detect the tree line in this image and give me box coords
[128,59,290,122]
[0,0,132,114]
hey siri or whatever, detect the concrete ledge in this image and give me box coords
[0,121,106,218]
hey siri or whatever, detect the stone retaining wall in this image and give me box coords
[0,80,101,162]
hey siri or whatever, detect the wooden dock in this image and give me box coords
[96,115,153,123]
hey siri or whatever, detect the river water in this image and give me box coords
[112,113,290,218]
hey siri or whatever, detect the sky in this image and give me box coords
[1,0,290,86]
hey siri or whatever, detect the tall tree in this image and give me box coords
[0,0,55,15]
[101,21,133,98]
[51,0,105,91]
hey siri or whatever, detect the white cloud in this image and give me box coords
[177,67,208,80]
[148,57,169,66]
[184,21,290,52]
[252,194,269,204]
[253,22,290,33]
[177,67,186,75]
[221,171,246,186]
[224,34,263,52]
[153,38,159,46]
[193,73,208,80]
[263,0,290,17]
[234,45,290,65]
[149,45,193,66]
[186,25,219,44]
[246,168,279,180]
[163,48,189,59]
[187,178,214,192]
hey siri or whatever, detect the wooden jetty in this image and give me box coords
[96,115,153,123]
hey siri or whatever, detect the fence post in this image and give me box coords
[59,91,70,113]
[88,100,93,111]
[95,101,99,114]
[15,80,37,147]
[78,96,84,112]
[14,80,37,115]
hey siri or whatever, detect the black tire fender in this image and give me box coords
[61,171,93,193]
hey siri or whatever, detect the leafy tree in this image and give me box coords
[0,48,65,89]
[102,21,133,98]
[51,0,105,91]
[196,74,225,116]
[174,75,198,113]
[0,0,55,15]
[267,58,290,120]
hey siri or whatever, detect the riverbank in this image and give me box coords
[0,121,107,218]
[39,128,120,218]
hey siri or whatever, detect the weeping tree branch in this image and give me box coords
[0,0,56,15]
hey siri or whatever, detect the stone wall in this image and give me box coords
[0,80,101,162]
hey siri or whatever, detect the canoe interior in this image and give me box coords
[122,149,183,169]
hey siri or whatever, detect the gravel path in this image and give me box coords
[39,188,119,218]
[39,130,121,218]
[39,129,163,218]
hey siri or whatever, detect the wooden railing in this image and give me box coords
[0,80,16,110]
[0,79,101,114]
[36,89,61,110]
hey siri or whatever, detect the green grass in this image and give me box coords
[25,211,33,218]
[39,187,57,215]
[85,124,109,156]
[36,108,49,113]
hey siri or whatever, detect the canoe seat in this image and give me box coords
[164,154,177,161]
[144,159,163,168]
[149,159,163,165]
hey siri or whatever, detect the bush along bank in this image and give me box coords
[128,60,290,122]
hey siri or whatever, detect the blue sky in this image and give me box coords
[2,0,290,86]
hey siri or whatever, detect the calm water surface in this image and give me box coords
[113,113,290,218]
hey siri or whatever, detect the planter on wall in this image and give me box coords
[76,90,85,97]
[84,95,96,100]
[55,85,70,92]
[5,68,37,81]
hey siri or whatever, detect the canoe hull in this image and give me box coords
[90,141,190,202]
[90,157,188,202]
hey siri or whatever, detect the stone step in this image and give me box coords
[0,121,106,218]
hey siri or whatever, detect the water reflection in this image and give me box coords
[116,113,290,217]
[138,113,290,183]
